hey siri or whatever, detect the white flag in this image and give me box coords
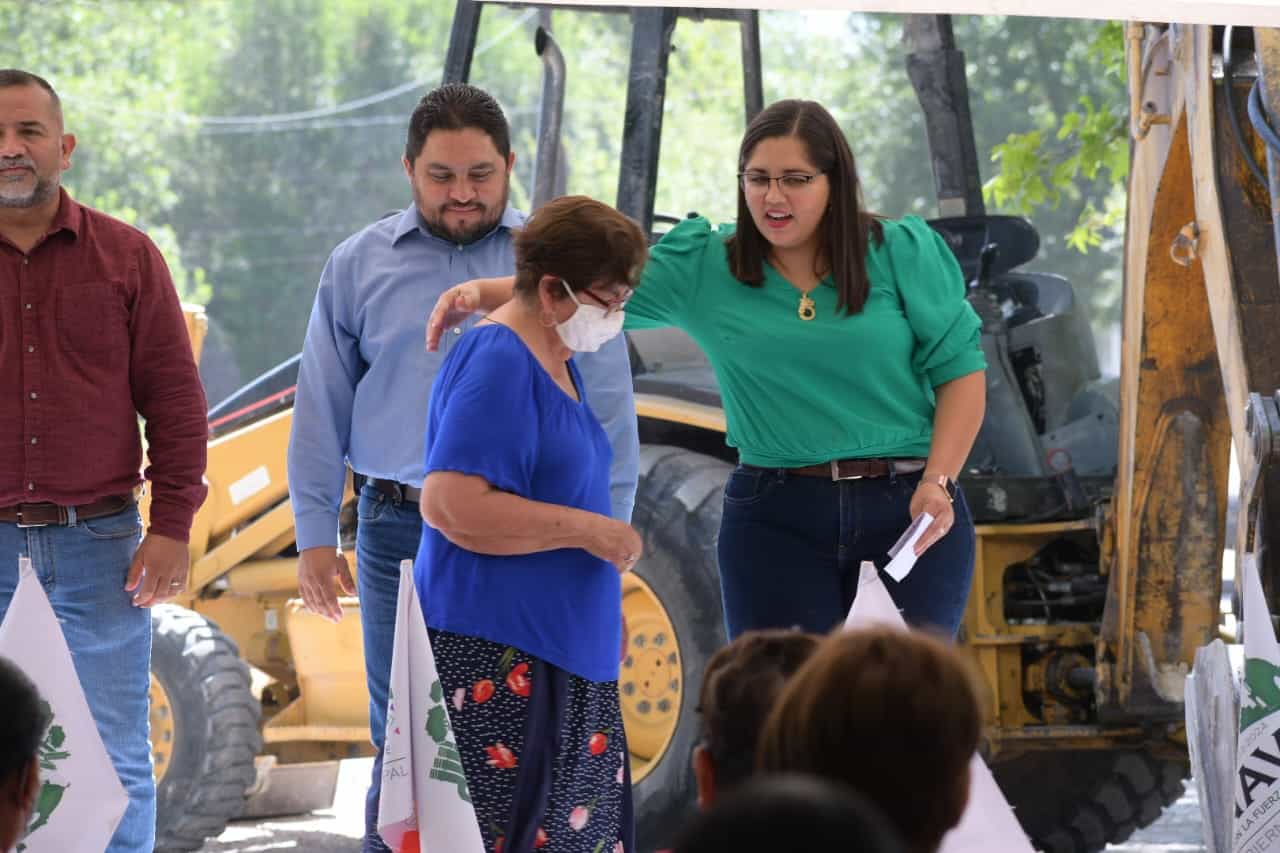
[1231,553,1280,853]
[844,561,1035,853]
[0,557,127,853]
[378,560,485,853]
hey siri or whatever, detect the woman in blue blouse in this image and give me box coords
[415,195,648,853]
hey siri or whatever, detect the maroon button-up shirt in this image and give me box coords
[0,189,208,541]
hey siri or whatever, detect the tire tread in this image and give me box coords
[152,605,263,853]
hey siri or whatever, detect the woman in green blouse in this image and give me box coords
[428,99,986,640]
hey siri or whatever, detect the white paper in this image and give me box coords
[884,512,933,582]
[378,560,485,853]
[844,562,1035,853]
[0,557,128,853]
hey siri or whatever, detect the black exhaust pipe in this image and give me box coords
[533,25,567,209]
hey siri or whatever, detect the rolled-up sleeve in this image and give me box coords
[890,216,986,388]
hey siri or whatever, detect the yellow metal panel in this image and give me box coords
[224,558,310,596]
[182,304,208,364]
[190,501,299,590]
[1108,105,1230,712]
[634,394,726,432]
[279,600,370,730]
[202,411,295,540]
[194,595,293,677]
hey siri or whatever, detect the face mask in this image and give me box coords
[555,279,625,352]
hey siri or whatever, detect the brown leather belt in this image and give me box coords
[788,458,927,481]
[368,478,422,504]
[0,494,135,527]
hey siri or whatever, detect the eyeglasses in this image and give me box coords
[739,171,825,194]
[567,281,633,316]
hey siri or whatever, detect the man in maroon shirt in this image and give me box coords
[0,69,207,853]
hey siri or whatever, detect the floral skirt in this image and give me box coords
[428,628,634,853]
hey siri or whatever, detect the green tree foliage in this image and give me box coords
[2,0,210,301]
[805,14,1128,334]
[984,22,1128,255]
[9,1,1127,390]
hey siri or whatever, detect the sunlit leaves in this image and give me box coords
[983,23,1127,258]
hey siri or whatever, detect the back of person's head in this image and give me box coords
[693,629,820,806]
[756,627,983,853]
[405,82,510,164]
[0,656,49,851]
[512,195,647,298]
[672,773,906,853]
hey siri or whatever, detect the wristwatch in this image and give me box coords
[922,472,957,503]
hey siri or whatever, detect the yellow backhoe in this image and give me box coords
[143,5,1280,852]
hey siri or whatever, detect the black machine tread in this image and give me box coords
[999,749,1188,853]
[152,605,263,853]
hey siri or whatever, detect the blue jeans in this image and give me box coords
[0,506,153,853]
[716,466,975,639]
[355,483,425,853]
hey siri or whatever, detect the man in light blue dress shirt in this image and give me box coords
[286,84,638,853]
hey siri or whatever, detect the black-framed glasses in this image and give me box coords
[738,171,825,193]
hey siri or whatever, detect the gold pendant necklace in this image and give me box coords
[798,292,816,321]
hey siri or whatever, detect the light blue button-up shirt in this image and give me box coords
[287,203,639,551]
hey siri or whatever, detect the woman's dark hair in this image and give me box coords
[0,656,49,785]
[725,99,882,316]
[405,83,510,165]
[673,773,905,853]
[756,627,983,853]
[512,195,647,298]
[696,629,821,793]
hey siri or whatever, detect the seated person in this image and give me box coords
[756,626,982,853]
[692,629,820,809]
[0,656,48,851]
[672,773,905,853]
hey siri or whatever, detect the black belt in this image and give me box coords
[0,494,135,527]
[367,478,422,503]
[786,458,927,481]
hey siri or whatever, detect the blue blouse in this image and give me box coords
[413,323,621,682]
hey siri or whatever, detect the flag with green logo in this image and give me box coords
[0,558,127,853]
[1232,554,1280,853]
[378,560,484,853]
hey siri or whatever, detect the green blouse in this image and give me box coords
[623,215,986,467]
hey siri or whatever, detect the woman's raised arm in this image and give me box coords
[425,276,517,351]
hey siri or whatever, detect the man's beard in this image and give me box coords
[417,185,508,245]
[0,159,57,209]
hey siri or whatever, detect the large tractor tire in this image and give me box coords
[626,445,731,853]
[151,605,262,852]
[994,749,1189,852]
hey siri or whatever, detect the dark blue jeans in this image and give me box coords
[355,483,425,853]
[716,465,975,639]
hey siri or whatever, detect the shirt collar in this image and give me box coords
[393,203,525,247]
[40,187,83,241]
